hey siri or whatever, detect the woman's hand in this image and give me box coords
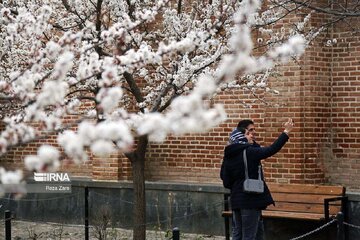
[283,118,294,134]
[244,129,254,144]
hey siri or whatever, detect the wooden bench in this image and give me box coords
[222,183,348,240]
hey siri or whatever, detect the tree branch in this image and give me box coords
[94,0,104,56]
[177,0,182,14]
[123,71,145,112]
[0,116,89,157]
[290,0,360,17]
[61,0,86,29]
[126,0,135,20]
[150,84,172,112]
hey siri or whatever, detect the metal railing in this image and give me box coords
[3,188,360,240]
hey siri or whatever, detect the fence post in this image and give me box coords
[224,194,230,240]
[5,210,11,240]
[173,227,180,240]
[85,186,89,240]
[337,212,344,240]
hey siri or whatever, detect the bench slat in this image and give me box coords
[267,202,340,214]
[222,210,336,221]
[262,210,327,221]
[222,211,232,217]
[268,183,344,195]
[271,192,343,204]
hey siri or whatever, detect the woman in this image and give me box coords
[221,118,294,240]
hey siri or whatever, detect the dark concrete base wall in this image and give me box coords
[347,192,360,240]
[1,180,360,239]
[0,180,227,236]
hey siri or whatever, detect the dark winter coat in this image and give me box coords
[220,132,289,210]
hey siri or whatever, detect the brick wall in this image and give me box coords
[323,24,360,189]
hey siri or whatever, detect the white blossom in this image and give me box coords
[95,121,133,150]
[269,35,305,62]
[96,87,123,114]
[24,156,42,172]
[78,121,98,146]
[52,52,74,81]
[90,140,116,156]
[45,41,62,60]
[193,75,217,97]
[24,145,60,172]
[0,168,25,197]
[66,99,81,113]
[137,113,170,142]
[0,168,23,184]
[58,131,88,164]
[36,81,69,107]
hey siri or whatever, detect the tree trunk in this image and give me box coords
[130,136,148,240]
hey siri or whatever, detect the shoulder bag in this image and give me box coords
[242,149,264,194]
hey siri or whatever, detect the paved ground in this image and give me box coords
[1,220,225,240]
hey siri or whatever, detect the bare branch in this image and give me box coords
[61,0,86,29]
[290,0,360,17]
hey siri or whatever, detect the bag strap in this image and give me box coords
[243,149,262,180]
[258,165,262,180]
[243,149,249,180]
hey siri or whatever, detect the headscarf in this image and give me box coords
[228,128,248,145]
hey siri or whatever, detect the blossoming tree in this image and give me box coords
[0,0,331,238]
